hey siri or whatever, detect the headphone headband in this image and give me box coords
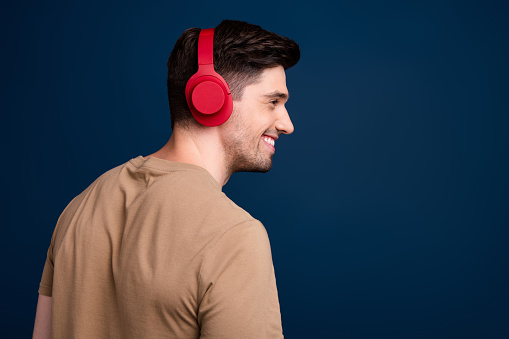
[197,28,214,65]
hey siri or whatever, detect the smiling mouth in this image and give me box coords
[261,135,276,152]
[262,135,275,147]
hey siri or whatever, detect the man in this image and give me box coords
[33,19,300,338]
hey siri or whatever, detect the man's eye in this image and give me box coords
[271,100,279,106]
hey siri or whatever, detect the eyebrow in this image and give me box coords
[263,91,289,101]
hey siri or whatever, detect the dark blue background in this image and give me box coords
[2,0,508,337]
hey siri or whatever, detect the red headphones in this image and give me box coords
[185,28,233,126]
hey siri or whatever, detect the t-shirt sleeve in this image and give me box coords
[38,234,55,297]
[197,220,283,339]
[38,195,79,297]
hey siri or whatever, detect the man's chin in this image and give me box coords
[234,160,272,174]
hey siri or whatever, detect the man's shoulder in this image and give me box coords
[59,155,259,234]
[76,155,218,198]
[174,175,257,229]
[155,169,259,232]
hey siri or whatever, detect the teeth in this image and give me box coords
[263,136,275,146]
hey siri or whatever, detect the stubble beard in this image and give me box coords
[222,112,273,175]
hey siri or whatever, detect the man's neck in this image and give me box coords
[144,128,230,188]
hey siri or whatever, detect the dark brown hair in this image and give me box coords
[166,19,300,129]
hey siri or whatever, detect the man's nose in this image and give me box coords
[275,106,294,135]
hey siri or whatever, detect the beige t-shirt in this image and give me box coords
[39,155,283,338]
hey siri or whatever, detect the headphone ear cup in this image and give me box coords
[184,28,233,127]
[185,71,233,127]
[191,81,225,114]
